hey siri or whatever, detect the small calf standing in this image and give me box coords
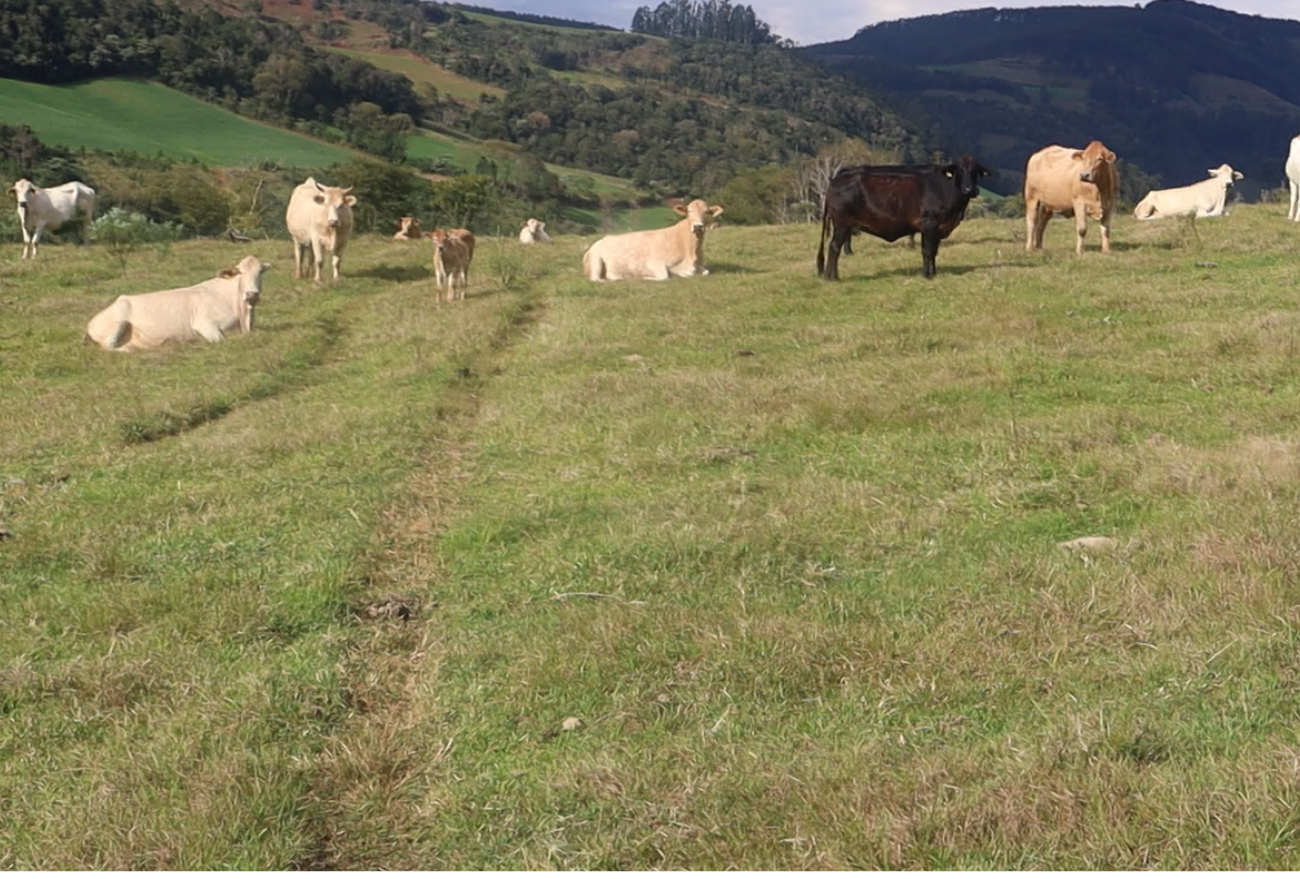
[85,255,268,351]
[394,216,423,239]
[429,228,475,302]
[582,199,724,281]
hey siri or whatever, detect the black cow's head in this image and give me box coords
[944,156,991,199]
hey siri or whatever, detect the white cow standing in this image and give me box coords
[285,177,356,282]
[7,178,96,259]
[518,217,552,244]
[1133,164,1243,220]
[85,255,269,352]
[1286,134,1300,222]
[582,199,724,281]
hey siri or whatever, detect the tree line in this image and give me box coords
[630,0,781,45]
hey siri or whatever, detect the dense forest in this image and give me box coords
[802,0,1300,195]
[630,0,783,45]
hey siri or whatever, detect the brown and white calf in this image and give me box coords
[394,216,423,239]
[429,228,475,302]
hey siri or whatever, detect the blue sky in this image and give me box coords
[476,0,1300,47]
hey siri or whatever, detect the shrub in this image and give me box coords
[92,208,182,270]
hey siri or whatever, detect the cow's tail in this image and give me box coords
[816,202,831,277]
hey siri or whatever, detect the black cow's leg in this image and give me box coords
[825,225,851,280]
[920,229,940,278]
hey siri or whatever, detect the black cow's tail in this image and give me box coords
[816,201,831,277]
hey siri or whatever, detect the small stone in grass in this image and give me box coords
[562,716,582,732]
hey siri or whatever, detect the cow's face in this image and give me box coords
[429,229,451,253]
[8,178,36,211]
[1073,141,1116,183]
[946,156,991,198]
[398,216,421,237]
[313,181,356,228]
[221,255,269,305]
[674,198,724,234]
[1208,164,1243,183]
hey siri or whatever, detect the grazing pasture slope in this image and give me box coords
[5,209,1300,868]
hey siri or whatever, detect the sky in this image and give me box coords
[473,0,1300,47]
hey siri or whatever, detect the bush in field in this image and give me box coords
[92,208,182,270]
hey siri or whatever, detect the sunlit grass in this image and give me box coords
[6,206,1300,867]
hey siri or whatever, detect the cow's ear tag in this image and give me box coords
[944,169,954,178]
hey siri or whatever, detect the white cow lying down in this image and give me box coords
[582,198,723,281]
[85,255,269,352]
[1133,164,1243,220]
[519,217,551,244]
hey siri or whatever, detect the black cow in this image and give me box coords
[816,156,990,280]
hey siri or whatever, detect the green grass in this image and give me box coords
[0,78,352,167]
[7,206,1300,867]
[323,47,505,101]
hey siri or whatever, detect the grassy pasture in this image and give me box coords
[5,207,1300,867]
[0,78,352,168]
[323,47,506,102]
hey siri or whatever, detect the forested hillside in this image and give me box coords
[803,0,1300,196]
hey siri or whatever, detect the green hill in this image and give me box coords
[802,0,1300,196]
[0,78,353,168]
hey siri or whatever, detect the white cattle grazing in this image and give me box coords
[85,255,269,352]
[518,217,551,244]
[285,177,355,282]
[429,228,474,303]
[1134,164,1243,220]
[394,216,423,239]
[582,199,724,281]
[7,178,96,259]
[1287,134,1300,222]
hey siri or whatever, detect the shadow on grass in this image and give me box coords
[352,264,430,283]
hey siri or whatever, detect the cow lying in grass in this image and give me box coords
[1133,164,1242,219]
[518,217,551,244]
[394,216,423,239]
[429,228,475,302]
[582,199,724,281]
[85,256,268,351]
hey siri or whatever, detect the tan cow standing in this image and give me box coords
[429,227,475,302]
[582,199,724,281]
[1024,141,1118,254]
[394,216,423,239]
[85,255,268,351]
[8,178,96,259]
[286,177,355,282]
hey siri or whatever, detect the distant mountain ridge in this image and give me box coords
[802,0,1300,197]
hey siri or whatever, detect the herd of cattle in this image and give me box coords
[8,132,1300,350]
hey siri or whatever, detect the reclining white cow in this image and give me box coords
[1133,164,1243,220]
[85,255,268,352]
[7,178,96,259]
[1286,134,1300,222]
[582,199,723,281]
[518,217,551,244]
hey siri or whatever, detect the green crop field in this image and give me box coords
[6,207,1300,868]
[0,78,353,167]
